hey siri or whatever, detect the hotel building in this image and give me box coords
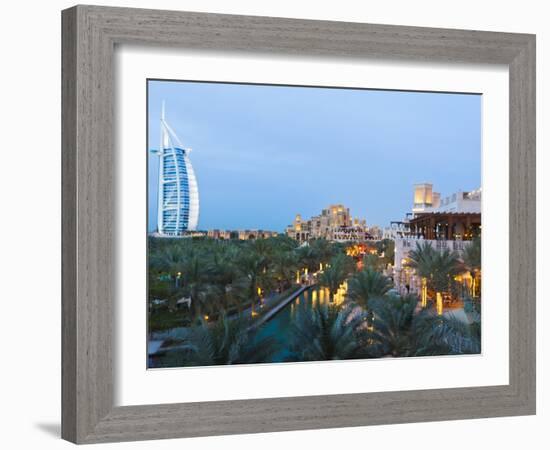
[286,204,373,243]
[385,183,481,240]
[388,183,482,300]
[151,103,199,236]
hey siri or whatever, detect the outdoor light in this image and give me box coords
[436,293,443,316]
[421,278,428,307]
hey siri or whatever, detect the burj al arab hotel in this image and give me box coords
[151,103,199,235]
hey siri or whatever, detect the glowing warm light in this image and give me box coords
[436,292,443,316]
[421,277,428,307]
[203,315,209,321]
[326,280,348,306]
[304,268,308,276]
[319,263,323,271]
[257,287,262,296]
[296,271,300,284]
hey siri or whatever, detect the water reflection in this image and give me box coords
[254,285,347,362]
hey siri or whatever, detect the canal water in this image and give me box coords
[254,285,333,362]
[150,285,338,367]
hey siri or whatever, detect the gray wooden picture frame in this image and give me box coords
[61,5,536,444]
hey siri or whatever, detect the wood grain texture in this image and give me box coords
[61,7,77,443]
[61,5,536,444]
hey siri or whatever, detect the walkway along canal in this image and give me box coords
[250,284,312,330]
[253,285,337,362]
[149,283,339,366]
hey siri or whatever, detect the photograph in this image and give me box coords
[1,2,541,447]
[146,79,482,369]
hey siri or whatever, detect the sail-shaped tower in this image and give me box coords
[152,102,199,235]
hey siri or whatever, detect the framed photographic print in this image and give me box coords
[62,5,536,444]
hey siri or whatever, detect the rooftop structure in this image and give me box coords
[413,183,438,213]
[413,183,481,215]
[385,184,481,240]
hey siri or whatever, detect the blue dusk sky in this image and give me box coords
[147,80,481,232]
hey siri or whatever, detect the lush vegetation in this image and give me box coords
[148,235,346,327]
[406,237,481,306]
[287,302,371,361]
[148,235,481,368]
[158,314,280,367]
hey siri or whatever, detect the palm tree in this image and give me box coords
[206,247,243,311]
[180,253,211,320]
[407,242,461,313]
[250,238,273,270]
[414,310,481,356]
[462,236,481,297]
[318,254,352,301]
[161,314,279,367]
[347,268,393,310]
[318,266,344,301]
[431,248,462,292]
[375,238,395,267]
[149,242,187,277]
[224,277,252,315]
[363,294,481,357]
[296,245,320,273]
[286,301,370,361]
[364,295,418,357]
[406,241,437,280]
[270,251,298,291]
[271,234,299,252]
[310,238,334,267]
[237,251,268,312]
[362,253,384,272]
